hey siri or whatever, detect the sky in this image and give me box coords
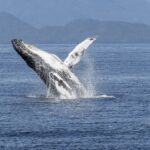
[0,0,150,28]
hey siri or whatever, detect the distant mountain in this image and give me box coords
[0,12,38,43]
[1,12,150,44]
[1,0,150,27]
[40,19,150,43]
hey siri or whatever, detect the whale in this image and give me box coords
[11,37,96,99]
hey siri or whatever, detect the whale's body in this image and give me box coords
[12,37,96,99]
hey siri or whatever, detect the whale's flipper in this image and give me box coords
[64,37,96,69]
[12,39,86,99]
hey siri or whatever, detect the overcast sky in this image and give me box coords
[0,0,150,27]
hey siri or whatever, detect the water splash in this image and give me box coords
[81,52,96,97]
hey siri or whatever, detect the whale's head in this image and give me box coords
[12,39,23,47]
[12,39,41,73]
[12,39,25,55]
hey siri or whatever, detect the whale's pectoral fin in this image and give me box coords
[64,37,96,69]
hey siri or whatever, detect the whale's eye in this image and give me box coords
[75,53,78,56]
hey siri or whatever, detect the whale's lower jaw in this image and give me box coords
[12,39,86,99]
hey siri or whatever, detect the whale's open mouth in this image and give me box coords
[12,37,96,99]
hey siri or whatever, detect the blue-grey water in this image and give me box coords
[0,44,150,150]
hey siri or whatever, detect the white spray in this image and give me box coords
[81,52,96,97]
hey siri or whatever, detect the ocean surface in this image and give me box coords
[0,43,150,150]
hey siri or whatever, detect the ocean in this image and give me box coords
[0,43,150,149]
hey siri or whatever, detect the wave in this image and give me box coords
[26,94,115,100]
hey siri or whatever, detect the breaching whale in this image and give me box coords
[12,37,96,99]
